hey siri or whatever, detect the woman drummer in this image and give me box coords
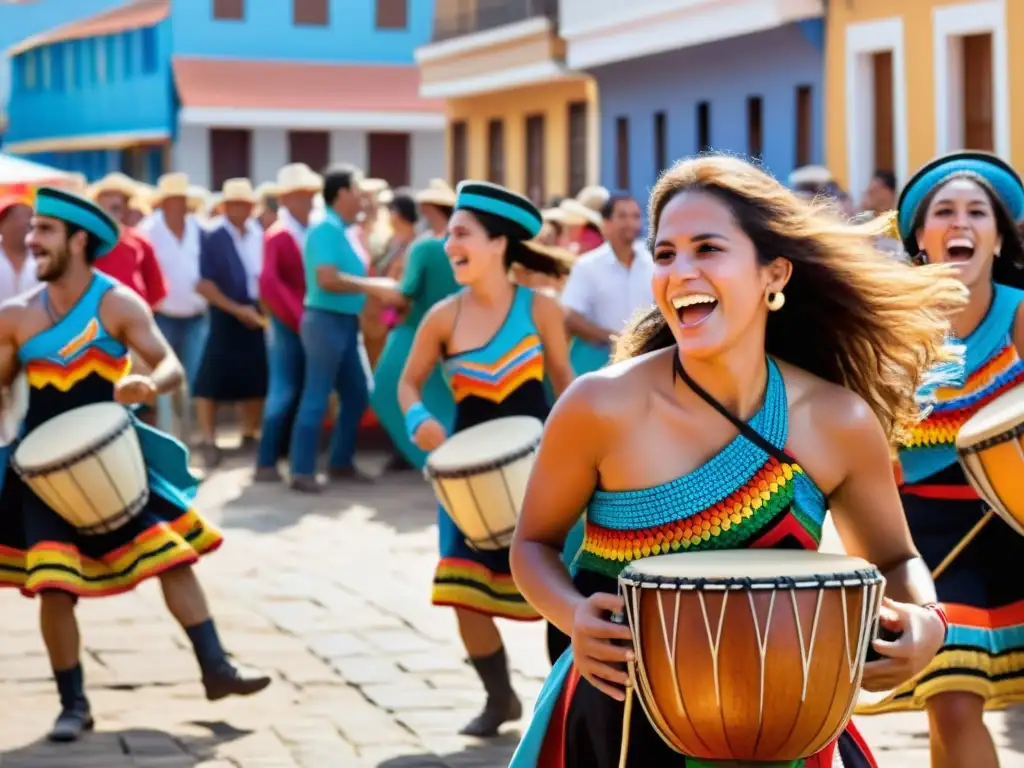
[398,181,574,737]
[507,154,958,766]
[853,151,1024,767]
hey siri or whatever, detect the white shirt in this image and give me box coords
[278,206,308,248]
[0,242,37,303]
[139,210,207,317]
[560,242,655,334]
[221,218,263,301]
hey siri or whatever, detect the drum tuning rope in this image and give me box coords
[930,508,994,581]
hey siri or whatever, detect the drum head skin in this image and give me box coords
[620,550,881,585]
[427,416,543,475]
[0,373,28,447]
[958,385,1024,447]
[15,402,130,469]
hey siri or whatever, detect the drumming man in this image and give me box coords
[399,181,574,737]
[0,188,271,742]
[507,155,953,767]
[853,153,1024,767]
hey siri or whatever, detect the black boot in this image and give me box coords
[460,646,522,737]
[185,619,272,701]
[47,665,94,743]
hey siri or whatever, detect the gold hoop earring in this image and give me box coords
[766,291,786,312]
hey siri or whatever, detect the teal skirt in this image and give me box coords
[370,325,455,469]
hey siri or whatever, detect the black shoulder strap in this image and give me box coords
[672,355,791,466]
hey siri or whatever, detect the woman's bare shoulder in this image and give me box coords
[776,359,877,433]
[556,349,665,421]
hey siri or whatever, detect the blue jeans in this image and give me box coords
[288,309,370,477]
[257,316,305,469]
[154,312,209,437]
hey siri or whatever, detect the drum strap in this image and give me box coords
[672,354,792,467]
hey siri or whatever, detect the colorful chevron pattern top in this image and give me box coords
[576,359,828,580]
[19,272,130,431]
[444,285,549,432]
[898,283,1024,484]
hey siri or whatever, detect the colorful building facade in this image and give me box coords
[825,0,1018,202]
[416,0,597,204]
[3,0,445,188]
[558,0,825,206]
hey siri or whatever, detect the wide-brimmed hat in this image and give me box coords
[35,186,119,257]
[221,178,256,204]
[276,163,323,195]
[576,185,609,212]
[361,177,390,195]
[151,172,190,203]
[559,197,603,228]
[416,178,457,208]
[87,172,138,201]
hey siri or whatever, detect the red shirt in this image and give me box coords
[260,223,306,332]
[94,228,168,308]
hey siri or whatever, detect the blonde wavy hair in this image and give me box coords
[614,154,969,446]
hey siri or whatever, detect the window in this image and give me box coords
[213,0,244,20]
[122,31,135,79]
[376,0,407,30]
[450,121,468,184]
[961,33,994,151]
[72,41,85,90]
[795,85,813,167]
[747,96,763,159]
[40,45,52,90]
[141,27,158,74]
[105,35,117,81]
[653,111,667,175]
[288,131,330,171]
[294,0,328,26]
[487,119,505,185]
[95,36,107,84]
[696,101,711,152]
[525,114,546,205]
[19,51,37,90]
[210,129,252,188]
[567,101,587,197]
[369,132,411,187]
[615,116,629,190]
[50,44,66,92]
[872,51,894,173]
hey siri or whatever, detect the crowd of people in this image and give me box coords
[0,146,1020,768]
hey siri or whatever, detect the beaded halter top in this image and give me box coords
[575,359,828,580]
[898,283,1024,484]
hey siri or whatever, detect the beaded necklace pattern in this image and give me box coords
[575,360,827,580]
[898,283,1024,484]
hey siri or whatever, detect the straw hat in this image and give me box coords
[221,178,256,204]
[255,181,279,201]
[415,178,457,208]
[276,163,323,195]
[361,177,390,195]
[186,185,208,213]
[151,172,190,203]
[559,197,603,228]
[88,172,138,201]
[65,173,88,194]
[789,165,833,189]
[576,185,610,212]
[128,193,153,217]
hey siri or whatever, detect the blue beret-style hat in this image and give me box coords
[454,180,543,239]
[897,151,1024,253]
[34,186,119,257]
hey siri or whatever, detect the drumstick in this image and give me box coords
[931,509,994,581]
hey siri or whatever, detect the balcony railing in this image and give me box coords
[432,0,559,43]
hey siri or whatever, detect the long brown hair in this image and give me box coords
[614,155,968,446]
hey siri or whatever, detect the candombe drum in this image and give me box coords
[618,550,885,762]
[425,416,543,550]
[13,402,149,535]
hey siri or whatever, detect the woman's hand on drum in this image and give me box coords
[114,374,158,406]
[862,597,946,691]
[571,592,634,702]
[413,418,447,452]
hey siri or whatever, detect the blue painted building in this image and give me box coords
[3,0,445,188]
[558,0,825,205]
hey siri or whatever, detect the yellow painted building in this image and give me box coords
[415,2,597,205]
[825,0,1022,202]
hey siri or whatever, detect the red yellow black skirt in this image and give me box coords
[856,477,1024,714]
[0,468,222,598]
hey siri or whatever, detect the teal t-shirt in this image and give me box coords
[397,237,459,327]
[303,209,367,315]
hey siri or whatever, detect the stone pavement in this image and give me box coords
[1,451,1023,767]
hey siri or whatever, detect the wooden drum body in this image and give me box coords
[620,551,884,762]
[13,403,149,535]
[956,385,1024,535]
[425,416,542,550]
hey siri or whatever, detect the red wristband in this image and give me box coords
[923,602,949,638]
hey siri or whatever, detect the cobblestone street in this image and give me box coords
[2,452,1023,767]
